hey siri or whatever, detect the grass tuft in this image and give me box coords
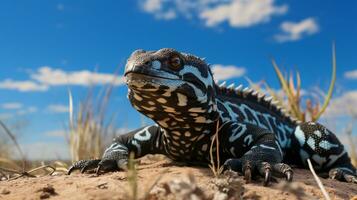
[126,153,167,200]
[68,81,117,162]
[209,120,224,177]
[127,152,138,200]
[256,43,337,122]
[313,42,337,121]
[0,120,26,171]
[0,120,64,180]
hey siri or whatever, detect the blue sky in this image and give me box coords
[0,0,356,159]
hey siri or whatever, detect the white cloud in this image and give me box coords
[1,102,23,110]
[324,91,357,118]
[0,67,125,92]
[0,79,48,92]
[57,3,65,11]
[211,64,246,80]
[17,106,38,115]
[47,104,69,113]
[27,106,38,112]
[45,130,67,137]
[156,9,176,20]
[141,0,163,12]
[274,18,319,42]
[344,70,357,79]
[139,0,287,28]
[0,105,37,120]
[0,113,13,120]
[31,66,124,87]
[140,0,177,20]
[19,142,70,160]
[200,0,287,27]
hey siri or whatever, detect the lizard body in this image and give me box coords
[69,48,357,184]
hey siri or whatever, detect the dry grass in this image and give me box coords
[126,153,167,200]
[307,158,331,200]
[0,120,25,179]
[0,120,26,170]
[68,81,117,162]
[272,43,336,122]
[127,152,138,200]
[1,70,120,179]
[0,120,63,180]
[209,120,224,177]
[252,43,337,122]
[0,140,12,162]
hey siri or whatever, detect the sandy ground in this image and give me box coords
[0,156,356,200]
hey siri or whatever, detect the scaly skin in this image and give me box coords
[68,48,357,185]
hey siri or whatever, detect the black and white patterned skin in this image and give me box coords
[68,48,357,185]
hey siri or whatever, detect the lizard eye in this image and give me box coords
[169,56,182,70]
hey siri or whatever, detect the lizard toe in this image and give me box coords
[272,163,294,182]
[329,167,357,183]
[243,166,252,183]
[242,160,256,183]
[223,158,242,172]
[67,159,101,175]
[222,158,253,183]
[95,159,119,175]
[223,158,291,185]
[343,173,357,183]
[257,162,272,186]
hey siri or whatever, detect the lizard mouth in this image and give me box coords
[124,67,207,102]
[125,71,180,81]
[125,72,183,92]
[124,67,182,89]
[124,64,180,79]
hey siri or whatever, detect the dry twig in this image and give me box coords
[307,158,331,200]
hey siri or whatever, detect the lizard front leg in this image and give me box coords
[221,122,293,186]
[68,124,164,174]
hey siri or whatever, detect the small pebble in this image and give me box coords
[42,185,56,194]
[97,183,108,189]
[1,188,10,195]
[40,193,50,199]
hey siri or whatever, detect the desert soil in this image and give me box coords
[0,156,356,200]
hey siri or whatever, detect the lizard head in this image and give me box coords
[124,48,218,126]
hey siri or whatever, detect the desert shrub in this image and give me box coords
[251,44,337,122]
[68,80,118,162]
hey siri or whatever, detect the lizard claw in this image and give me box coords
[223,158,293,186]
[272,163,293,182]
[68,159,120,175]
[258,162,272,186]
[285,170,293,182]
[95,165,102,175]
[264,169,271,186]
[68,159,101,175]
[244,167,252,183]
[68,150,128,175]
[242,161,252,183]
[80,165,90,174]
